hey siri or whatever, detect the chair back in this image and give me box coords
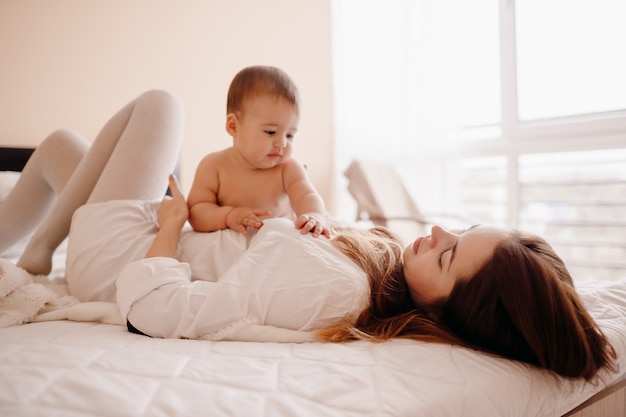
[344,159,427,242]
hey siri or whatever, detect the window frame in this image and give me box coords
[447,0,626,228]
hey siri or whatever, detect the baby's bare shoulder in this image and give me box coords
[200,149,230,164]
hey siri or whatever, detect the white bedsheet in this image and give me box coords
[1,279,625,417]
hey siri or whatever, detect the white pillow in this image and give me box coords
[0,171,29,258]
[0,171,20,202]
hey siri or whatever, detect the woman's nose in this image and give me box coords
[430,225,451,248]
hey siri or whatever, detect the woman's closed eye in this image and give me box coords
[438,249,448,269]
[438,226,479,269]
[264,130,276,136]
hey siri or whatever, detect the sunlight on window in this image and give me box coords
[518,148,626,281]
[332,0,416,162]
[331,0,500,219]
[423,1,500,131]
[516,0,626,120]
[332,0,626,281]
[332,0,500,160]
[445,156,508,226]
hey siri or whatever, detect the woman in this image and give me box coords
[0,90,615,381]
[321,225,616,381]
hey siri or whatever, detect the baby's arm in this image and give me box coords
[187,153,269,234]
[283,159,330,238]
[187,154,232,232]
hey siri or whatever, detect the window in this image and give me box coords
[516,0,626,120]
[332,0,626,282]
[518,149,626,282]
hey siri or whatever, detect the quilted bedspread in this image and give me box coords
[1,278,626,417]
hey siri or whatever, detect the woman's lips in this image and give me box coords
[413,237,424,254]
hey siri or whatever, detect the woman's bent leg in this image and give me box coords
[17,89,184,276]
[86,89,184,204]
[0,130,88,256]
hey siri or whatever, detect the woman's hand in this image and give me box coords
[146,175,188,259]
[156,174,189,231]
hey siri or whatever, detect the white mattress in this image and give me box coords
[1,278,626,417]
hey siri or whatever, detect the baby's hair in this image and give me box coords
[227,66,300,115]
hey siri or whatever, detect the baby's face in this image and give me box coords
[230,94,300,169]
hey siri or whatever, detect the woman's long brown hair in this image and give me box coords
[318,227,616,381]
[436,231,616,380]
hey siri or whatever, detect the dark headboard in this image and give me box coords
[0,147,35,171]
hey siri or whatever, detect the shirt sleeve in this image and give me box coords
[116,257,262,340]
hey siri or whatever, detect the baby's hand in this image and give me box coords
[226,207,271,235]
[295,214,331,238]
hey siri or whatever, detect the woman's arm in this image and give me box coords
[146,175,188,259]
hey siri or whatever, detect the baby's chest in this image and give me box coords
[218,172,290,210]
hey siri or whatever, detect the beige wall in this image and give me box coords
[0,0,336,210]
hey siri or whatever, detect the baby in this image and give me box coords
[187,66,330,238]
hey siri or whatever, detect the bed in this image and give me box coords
[1,146,626,417]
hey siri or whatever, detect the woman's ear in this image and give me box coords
[226,113,239,137]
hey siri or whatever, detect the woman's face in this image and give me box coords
[403,225,508,306]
